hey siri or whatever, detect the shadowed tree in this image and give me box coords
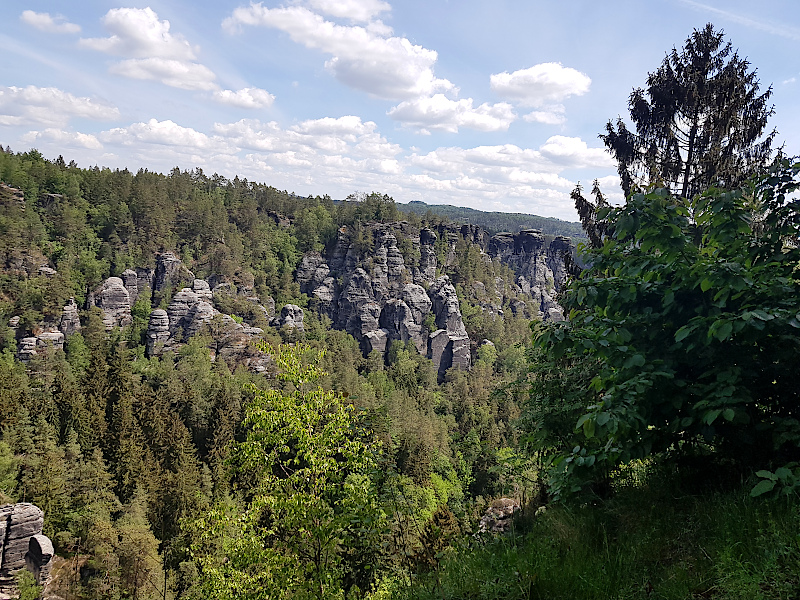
[601,23,776,201]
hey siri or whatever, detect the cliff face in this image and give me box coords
[296,220,572,378]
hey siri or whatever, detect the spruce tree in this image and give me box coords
[602,24,776,200]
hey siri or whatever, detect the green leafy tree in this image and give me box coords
[532,162,800,498]
[189,342,385,599]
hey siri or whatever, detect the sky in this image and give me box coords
[1,0,799,222]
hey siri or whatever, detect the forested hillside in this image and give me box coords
[0,146,543,599]
[401,200,586,239]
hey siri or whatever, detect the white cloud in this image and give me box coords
[307,0,390,22]
[20,10,80,34]
[110,58,217,91]
[100,119,219,149]
[0,86,119,127]
[387,94,516,133]
[212,116,400,158]
[21,128,102,150]
[539,135,614,168]
[80,8,197,59]
[213,87,275,108]
[491,62,591,107]
[80,8,222,91]
[523,109,566,126]
[223,4,454,100]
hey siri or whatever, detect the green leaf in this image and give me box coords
[755,470,777,481]
[623,354,646,368]
[703,409,722,425]
[713,321,733,341]
[700,278,713,292]
[750,479,776,497]
[723,408,735,421]
[675,325,694,342]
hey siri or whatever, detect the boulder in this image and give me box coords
[478,498,520,534]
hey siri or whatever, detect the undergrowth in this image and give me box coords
[399,467,800,600]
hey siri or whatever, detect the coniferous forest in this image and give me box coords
[1,23,800,600]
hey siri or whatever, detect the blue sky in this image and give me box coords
[1,0,798,221]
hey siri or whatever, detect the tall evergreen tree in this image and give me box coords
[601,23,776,200]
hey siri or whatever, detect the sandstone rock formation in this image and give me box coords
[144,278,270,371]
[0,503,53,598]
[16,330,65,362]
[94,277,132,330]
[59,298,81,336]
[274,304,304,331]
[145,309,170,357]
[154,252,193,294]
[295,223,474,379]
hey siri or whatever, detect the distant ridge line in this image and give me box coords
[399,200,586,240]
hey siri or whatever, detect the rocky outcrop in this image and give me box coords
[16,338,37,363]
[380,299,426,353]
[59,298,81,336]
[274,304,304,331]
[193,279,213,300]
[94,277,132,330]
[416,227,438,284]
[121,269,139,304]
[145,279,270,370]
[167,289,200,337]
[0,504,53,597]
[293,223,476,379]
[17,330,65,362]
[145,309,170,356]
[428,276,471,378]
[154,252,193,297]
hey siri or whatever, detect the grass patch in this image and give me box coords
[398,478,800,599]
